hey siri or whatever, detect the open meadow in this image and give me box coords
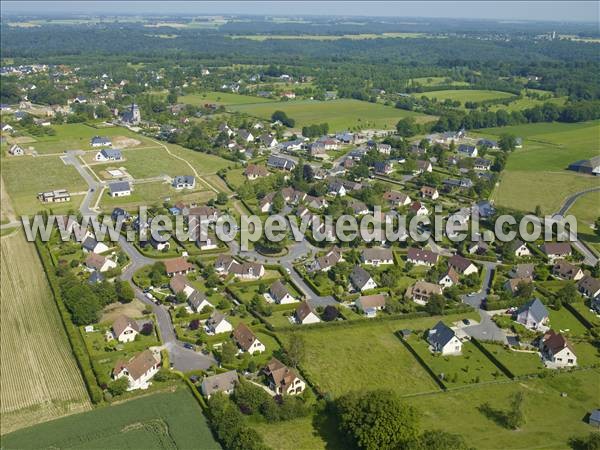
[406,369,600,450]
[413,89,515,104]
[228,98,436,132]
[2,155,88,215]
[279,312,479,398]
[0,231,91,435]
[16,123,156,155]
[1,387,220,449]
[568,190,600,252]
[180,91,276,106]
[489,120,600,214]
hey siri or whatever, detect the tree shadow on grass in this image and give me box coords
[477,402,511,429]
[311,407,356,450]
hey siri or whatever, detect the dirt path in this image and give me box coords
[0,175,19,227]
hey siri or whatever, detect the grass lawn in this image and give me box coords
[409,76,470,87]
[279,312,478,398]
[99,181,214,211]
[570,301,600,327]
[2,155,88,215]
[1,387,220,449]
[181,91,276,106]
[20,123,156,154]
[229,98,435,132]
[406,369,600,450]
[165,143,234,175]
[406,336,507,387]
[250,413,346,450]
[567,190,600,252]
[548,307,588,336]
[479,343,546,376]
[489,120,600,214]
[91,146,192,179]
[224,168,248,188]
[413,89,515,104]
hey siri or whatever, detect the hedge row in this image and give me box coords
[470,337,515,379]
[395,333,446,391]
[34,238,104,403]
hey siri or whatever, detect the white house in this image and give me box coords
[111,315,140,343]
[510,240,531,257]
[8,144,24,156]
[85,252,117,273]
[91,136,112,147]
[540,330,577,368]
[448,255,478,276]
[172,175,196,190]
[205,311,233,334]
[269,280,297,304]
[108,181,131,197]
[188,291,213,313]
[361,247,393,266]
[427,321,462,355]
[82,236,110,254]
[201,370,238,398]
[94,148,122,161]
[264,358,306,395]
[356,294,386,317]
[295,301,321,325]
[438,268,459,289]
[112,350,160,390]
[350,266,378,292]
[515,298,549,331]
[233,323,265,354]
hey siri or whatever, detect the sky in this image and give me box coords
[1,1,598,23]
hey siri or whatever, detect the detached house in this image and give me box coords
[458,144,478,158]
[82,236,109,254]
[541,243,572,261]
[407,248,439,267]
[205,311,233,335]
[509,240,531,258]
[85,252,117,273]
[350,266,378,292]
[91,136,112,147]
[172,175,196,190]
[383,190,411,207]
[409,201,429,216]
[427,321,462,355]
[112,350,160,391]
[313,246,342,272]
[201,370,238,398]
[356,294,386,317]
[269,280,297,304]
[438,268,459,288]
[540,330,577,368]
[448,255,478,276]
[232,323,265,354]
[95,148,122,161]
[552,259,584,281]
[295,301,321,325]
[111,315,140,343]
[515,298,549,331]
[8,144,24,156]
[361,247,393,266]
[244,164,269,180]
[108,181,131,197]
[578,276,600,300]
[264,358,306,395]
[415,160,433,174]
[267,155,296,171]
[420,186,439,200]
[163,258,194,277]
[406,280,443,305]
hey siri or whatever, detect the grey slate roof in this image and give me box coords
[350,266,373,290]
[201,370,238,397]
[427,321,456,349]
[516,298,549,323]
[108,181,131,194]
[82,236,98,252]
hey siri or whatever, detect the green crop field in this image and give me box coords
[489,95,567,112]
[180,91,276,106]
[413,89,515,103]
[489,120,600,214]
[229,98,436,132]
[165,143,234,175]
[279,312,478,398]
[1,232,91,435]
[18,123,156,155]
[406,369,600,450]
[2,156,88,215]
[1,387,221,449]
[409,76,470,87]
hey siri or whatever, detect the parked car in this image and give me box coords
[183,343,194,350]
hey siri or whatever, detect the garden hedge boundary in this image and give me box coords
[395,333,446,391]
[470,337,515,379]
[34,238,104,403]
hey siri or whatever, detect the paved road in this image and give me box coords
[556,186,600,216]
[460,261,508,344]
[228,239,338,307]
[67,151,217,372]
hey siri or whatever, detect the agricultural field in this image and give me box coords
[180,91,276,106]
[229,98,436,132]
[413,89,515,104]
[279,312,479,398]
[1,387,221,449]
[165,143,234,176]
[489,95,567,112]
[409,76,470,87]
[2,155,88,215]
[406,369,600,450]
[489,120,600,214]
[0,231,91,435]
[15,123,156,155]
